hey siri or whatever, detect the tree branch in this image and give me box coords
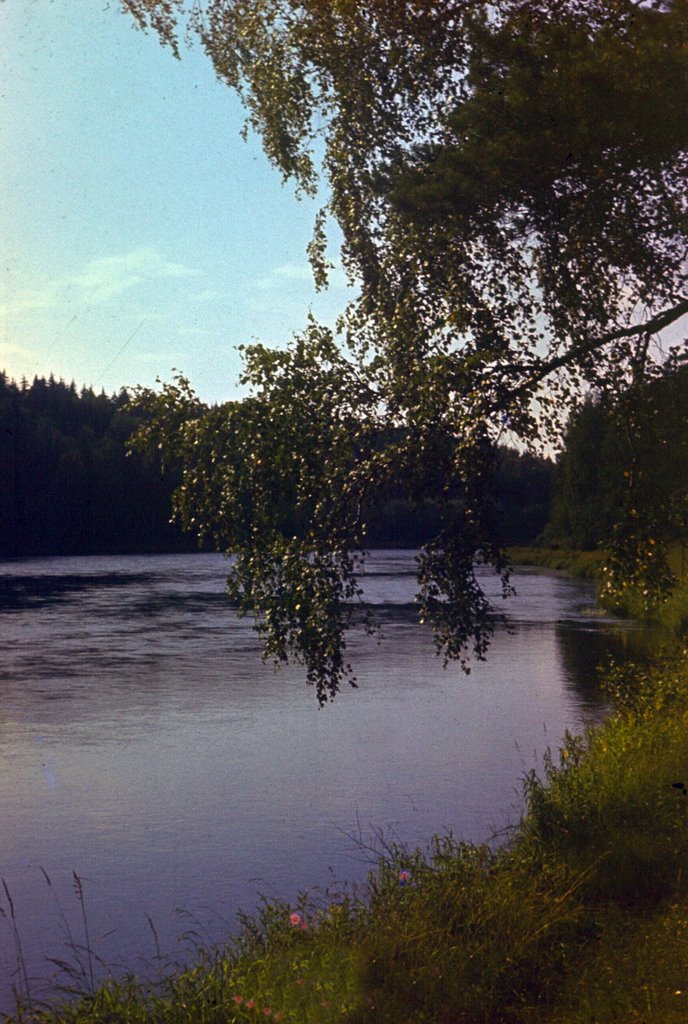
[500,297,688,402]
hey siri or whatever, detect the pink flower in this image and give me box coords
[295,977,305,986]
[232,994,243,1004]
[398,869,411,886]
[289,911,302,926]
[246,998,256,1009]
[262,1008,272,1017]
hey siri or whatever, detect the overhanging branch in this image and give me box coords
[500,296,688,403]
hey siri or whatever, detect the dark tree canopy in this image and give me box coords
[0,373,192,557]
[546,362,688,606]
[122,0,688,701]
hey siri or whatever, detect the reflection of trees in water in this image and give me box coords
[0,573,154,611]
[555,621,659,713]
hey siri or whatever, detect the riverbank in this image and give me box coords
[508,545,605,579]
[511,545,688,637]
[6,648,688,1024]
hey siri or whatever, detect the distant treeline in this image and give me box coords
[1,372,555,558]
[0,372,194,558]
[545,362,688,552]
[4,363,686,560]
[363,446,554,548]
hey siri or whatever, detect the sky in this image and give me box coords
[1,0,355,404]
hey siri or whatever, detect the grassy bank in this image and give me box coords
[508,546,605,579]
[602,577,688,637]
[600,544,688,638]
[6,650,688,1024]
[511,544,688,638]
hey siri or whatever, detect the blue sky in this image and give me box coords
[1,0,353,403]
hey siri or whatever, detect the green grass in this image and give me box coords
[508,546,605,579]
[6,650,688,1024]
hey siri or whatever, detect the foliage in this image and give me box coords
[131,331,385,698]
[130,330,516,700]
[550,364,688,551]
[121,0,688,698]
[545,398,627,551]
[491,448,554,546]
[508,546,605,578]
[0,367,550,567]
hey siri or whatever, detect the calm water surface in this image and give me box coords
[0,551,651,1010]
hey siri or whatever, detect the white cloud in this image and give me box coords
[0,248,201,318]
[273,262,313,280]
[256,261,313,289]
[69,247,200,304]
[0,283,60,317]
[259,259,358,292]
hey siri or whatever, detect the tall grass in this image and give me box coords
[1,880,32,1014]
[5,652,688,1024]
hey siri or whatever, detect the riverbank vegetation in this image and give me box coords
[5,649,688,1024]
[507,546,605,579]
[507,354,688,641]
[510,541,688,636]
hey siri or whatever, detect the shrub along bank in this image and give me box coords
[6,649,688,1024]
[600,543,688,639]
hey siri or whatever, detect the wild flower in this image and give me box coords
[246,998,256,1009]
[262,1008,272,1016]
[289,911,302,926]
[398,869,412,886]
[295,977,305,986]
[231,994,243,1004]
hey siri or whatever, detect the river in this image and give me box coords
[0,551,652,1012]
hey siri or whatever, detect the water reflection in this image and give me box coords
[556,618,660,714]
[0,572,154,610]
